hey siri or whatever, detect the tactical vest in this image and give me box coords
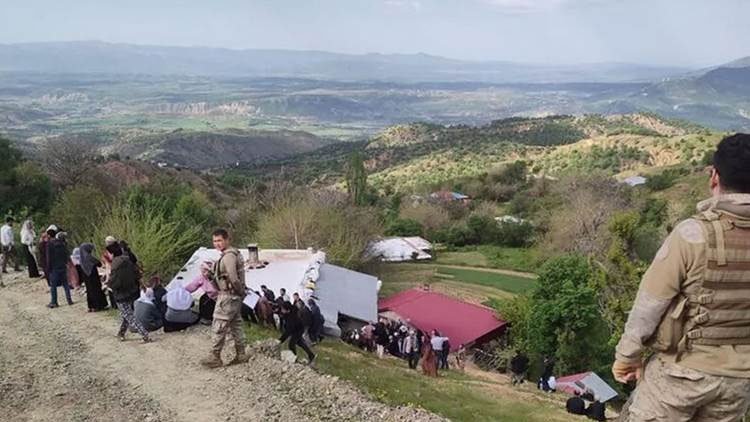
[649,209,750,354]
[212,248,245,296]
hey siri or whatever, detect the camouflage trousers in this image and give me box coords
[210,296,245,355]
[623,355,750,422]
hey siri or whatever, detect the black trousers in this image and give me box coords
[408,351,419,369]
[199,294,216,320]
[23,245,41,277]
[439,350,450,369]
[280,331,315,361]
[240,303,258,323]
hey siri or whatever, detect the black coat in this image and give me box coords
[47,239,69,272]
[280,310,304,338]
[109,256,139,303]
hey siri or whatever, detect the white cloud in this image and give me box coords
[479,0,607,13]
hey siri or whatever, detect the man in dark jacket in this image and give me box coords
[374,319,388,358]
[307,299,325,344]
[46,231,73,308]
[279,301,316,365]
[108,243,151,342]
[261,285,275,302]
[510,351,530,386]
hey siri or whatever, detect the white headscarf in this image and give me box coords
[71,248,81,266]
[137,288,155,305]
[20,220,35,245]
[165,287,193,311]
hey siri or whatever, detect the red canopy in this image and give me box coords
[378,288,506,351]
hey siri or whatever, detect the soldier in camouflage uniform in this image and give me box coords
[613,133,750,421]
[201,229,250,368]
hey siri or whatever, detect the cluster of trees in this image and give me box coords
[0,138,53,219]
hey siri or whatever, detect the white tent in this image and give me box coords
[167,247,379,335]
[366,237,432,262]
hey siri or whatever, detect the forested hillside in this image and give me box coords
[234,113,720,192]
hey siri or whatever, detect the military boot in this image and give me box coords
[228,346,250,366]
[200,352,223,369]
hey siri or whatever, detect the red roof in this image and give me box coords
[378,289,506,351]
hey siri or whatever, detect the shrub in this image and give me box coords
[256,193,382,269]
[91,201,205,278]
[527,255,609,375]
[496,220,535,247]
[49,185,110,245]
[399,202,450,234]
[386,218,424,237]
[0,138,53,217]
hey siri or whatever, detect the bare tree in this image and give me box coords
[37,137,101,188]
[543,174,633,257]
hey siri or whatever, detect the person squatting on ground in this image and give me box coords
[108,242,151,343]
[613,133,750,421]
[201,229,250,368]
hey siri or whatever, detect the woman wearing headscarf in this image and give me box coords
[102,236,118,309]
[108,243,151,343]
[134,288,163,332]
[20,219,41,278]
[421,334,438,377]
[68,247,81,292]
[38,226,56,290]
[78,243,109,312]
[162,286,199,332]
[184,261,218,322]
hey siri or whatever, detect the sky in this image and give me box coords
[1,0,748,67]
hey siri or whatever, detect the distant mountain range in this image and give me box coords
[0,41,693,84]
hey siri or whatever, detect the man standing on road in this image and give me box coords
[1,217,21,273]
[201,229,250,368]
[613,133,750,421]
[47,230,73,308]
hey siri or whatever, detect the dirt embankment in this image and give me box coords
[0,272,442,422]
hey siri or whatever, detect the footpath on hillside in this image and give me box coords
[0,272,443,422]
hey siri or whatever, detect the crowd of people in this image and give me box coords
[1,223,323,366]
[344,318,466,377]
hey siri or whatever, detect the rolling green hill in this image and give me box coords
[234,112,722,192]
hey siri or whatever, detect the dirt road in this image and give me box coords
[0,272,442,422]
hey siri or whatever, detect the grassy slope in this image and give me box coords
[243,324,575,422]
[436,246,541,274]
[434,267,536,295]
[375,263,534,304]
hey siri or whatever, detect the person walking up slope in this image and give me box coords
[108,243,151,343]
[201,229,250,368]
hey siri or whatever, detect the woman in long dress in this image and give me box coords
[421,334,438,377]
[79,243,109,312]
[20,220,41,278]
